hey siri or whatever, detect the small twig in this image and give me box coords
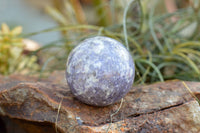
[106,98,124,133]
[182,81,200,105]
[55,97,64,133]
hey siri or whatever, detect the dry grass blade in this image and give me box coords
[106,98,124,133]
[69,0,87,24]
[182,81,200,105]
[55,97,64,133]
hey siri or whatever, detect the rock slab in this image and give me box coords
[0,74,200,133]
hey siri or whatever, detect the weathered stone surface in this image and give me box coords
[0,74,200,133]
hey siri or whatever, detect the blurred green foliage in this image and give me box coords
[0,23,39,75]
[26,0,200,84]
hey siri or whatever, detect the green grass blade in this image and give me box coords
[174,52,200,74]
[123,0,136,50]
[174,41,200,49]
[137,59,164,82]
[22,25,102,37]
[148,1,163,52]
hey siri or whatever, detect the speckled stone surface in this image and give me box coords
[66,36,135,106]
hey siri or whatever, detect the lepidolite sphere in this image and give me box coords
[66,36,135,106]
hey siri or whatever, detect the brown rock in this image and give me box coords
[0,73,200,133]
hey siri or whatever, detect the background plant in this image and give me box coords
[24,0,200,84]
[0,23,39,75]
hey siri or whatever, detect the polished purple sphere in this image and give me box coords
[66,36,135,106]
